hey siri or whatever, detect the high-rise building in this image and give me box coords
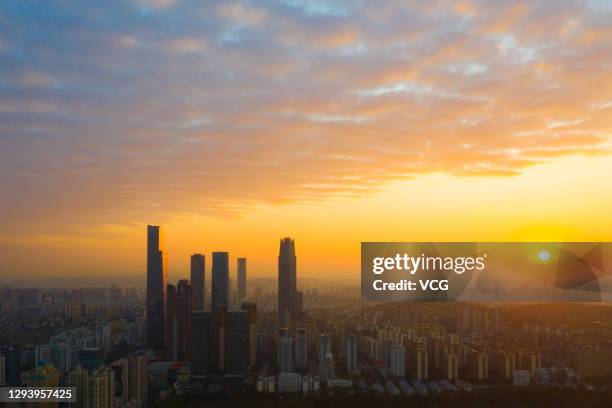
[319,334,330,362]
[0,346,20,386]
[390,344,405,377]
[295,327,308,369]
[319,352,335,383]
[442,351,459,380]
[225,311,249,375]
[165,280,192,361]
[211,252,229,372]
[406,342,428,380]
[68,365,115,408]
[191,254,205,311]
[279,334,294,373]
[278,238,297,323]
[346,334,357,374]
[211,252,229,311]
[146,225,168,350]
[492,351,515,382]
[467,349,489,381]
[120,353,148,406]
[237,258,247,301]
[192,311,211,376]
[519,349,541,376]
[241,303,258,368]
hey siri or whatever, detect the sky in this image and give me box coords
[1,0,612,285]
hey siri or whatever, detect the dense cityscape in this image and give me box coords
[1,225,612,407]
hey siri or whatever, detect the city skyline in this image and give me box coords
[2,1,612,282]
[2,1,612,406]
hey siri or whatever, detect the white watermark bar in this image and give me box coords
[0,387,76,403]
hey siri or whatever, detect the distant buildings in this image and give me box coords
[406,342,428,380]
[146,225,167,350]
[78,348,104,373]
[237,258,247,301]
[390,344,405,377]
[319,334,330,362]
[466,349,489,381]
[191,254,205,311]
[279,372,301,393]
[576,347,612,378]
[320,352,335,383]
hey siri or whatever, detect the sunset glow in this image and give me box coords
[1,1,612,284]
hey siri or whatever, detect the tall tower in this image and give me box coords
[191,254,205,311]
[146,225,168,350]
[237,258,247,301]
[278,238,297,323]
[211,252,229,372]
[165,279,192,361]
[211,252,229,311]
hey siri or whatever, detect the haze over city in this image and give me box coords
[1,0,612,283]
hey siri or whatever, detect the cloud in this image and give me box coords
[0,0,611,237]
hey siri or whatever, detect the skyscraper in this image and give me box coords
[68,365,115,408]
[278,238,297,322]
[278,330,294,373]
[225,311,249,376]
[146,225,168,350]
[192,311,211,376]
[165,280,192,361]
[214,306,227,372]
[120,352,148,405]
[0,346,20,386]
[295,327,308,369]
[211,252,229,311]
[241,303,258,368]
[320,352,335,383]
[191,254,205,311]
[346,334,357,374]
[211,252,229,371]
[237,258,247,301]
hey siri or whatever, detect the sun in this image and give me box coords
[538,250,551,262]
